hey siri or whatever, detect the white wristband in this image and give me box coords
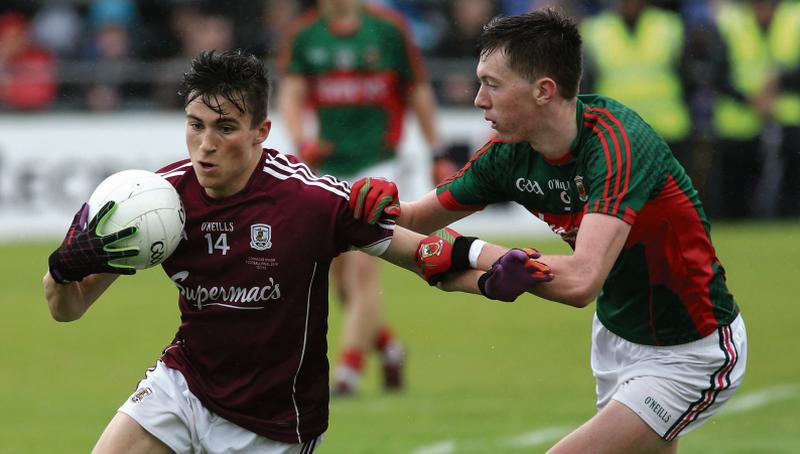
[468,239,487,268]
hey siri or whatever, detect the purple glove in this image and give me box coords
[478,248,553,302]
[48,201,139,284]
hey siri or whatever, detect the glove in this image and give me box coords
[350,177,401,224]
[299,140,334,169]
[415,227,476,285]
[48,201,140,284]
[478,248,553,302]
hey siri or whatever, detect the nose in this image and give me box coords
[199,130,216,153]
[474,84,489,110]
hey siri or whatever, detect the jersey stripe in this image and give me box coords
[157,162,192,180]
[584,121,614,213]
[664,324,738,440]
[584,111,623,213]
[292,261,317,443]
[263,154,349,199]
[271,153,348,192]
[588,107,633,216]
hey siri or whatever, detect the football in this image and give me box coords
[87,169,185,270]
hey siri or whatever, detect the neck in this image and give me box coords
[326,1,360,26]
[529,98,578,160]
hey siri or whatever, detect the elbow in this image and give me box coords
[49,306,83,322]
[558,284,599,309]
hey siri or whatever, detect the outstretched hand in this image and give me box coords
[478,248,553,302]
[349,177,401,224]
[48,201,140,284]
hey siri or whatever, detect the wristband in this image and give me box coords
[450,235,477,273]
[468,239,487,269]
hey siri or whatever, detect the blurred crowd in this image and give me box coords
[1,0,798,219]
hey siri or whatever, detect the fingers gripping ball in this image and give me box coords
[349,177,401,224]
[87,170,185,271]
[415,227,476,285]
[478,248,554,302]
[48,201,141,283]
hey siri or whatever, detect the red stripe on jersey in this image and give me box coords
[583,112,623,214]
[436,189,485,212]
[587,107,633,216]
[627,174,719,336]
[438,138,501,188]
[584,121,614,213]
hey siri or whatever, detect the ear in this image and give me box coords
[532,77,558,105]
[254,119,272,145]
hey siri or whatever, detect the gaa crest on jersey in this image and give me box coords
[250,224,273,250]
[575,175,589,202]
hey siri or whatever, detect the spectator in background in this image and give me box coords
[431,0,497,105]
[153,3,234,109]
[708,0,800,219]
[260,0,301,56]
[581,0,696,188]
[0,12,57,111]
[82,0,138,111]
[749,0,800,219]
[31,3,82,59]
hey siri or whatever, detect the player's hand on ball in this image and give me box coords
[478,248,553,302]
[415,227,475,285]
[350,177,401,224]
[48,201,140,284]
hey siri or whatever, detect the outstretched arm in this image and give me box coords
[440,213,630,307]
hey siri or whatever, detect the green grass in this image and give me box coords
[2,221,799,453]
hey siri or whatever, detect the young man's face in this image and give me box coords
[474,49,539,143]
[185,95,270,199]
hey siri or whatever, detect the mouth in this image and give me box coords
[197,161,217,173]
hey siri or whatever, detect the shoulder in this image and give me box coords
[261,149,351,203]
[363,4,413,42]
[364,4,411,31]
[286,8,322,39]
[156,159,193,188]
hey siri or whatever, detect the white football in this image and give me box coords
[87,169,185,270]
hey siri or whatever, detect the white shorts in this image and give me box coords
[118,361,323,454]
[591,314,747,441]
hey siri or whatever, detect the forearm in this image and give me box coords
[277,76,308,145]
[43,272,117,322]
[409,81,440,147]
[397,191,471,234]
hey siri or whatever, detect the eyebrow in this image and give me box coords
[186,114,240,126]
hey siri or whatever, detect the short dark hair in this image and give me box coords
[478,8,582,98]
[180,50,270,128]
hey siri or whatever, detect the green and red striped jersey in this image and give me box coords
[437,94,738,345]
[279,5,426,176]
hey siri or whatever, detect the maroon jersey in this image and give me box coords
[155,149,393,443]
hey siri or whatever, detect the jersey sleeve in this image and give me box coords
[434,139,511,211]
[334,194,394,256]
[582,122,668,224]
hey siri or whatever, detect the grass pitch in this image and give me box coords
[2,221,798,453]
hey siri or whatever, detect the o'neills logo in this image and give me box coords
[170,271,281,310]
